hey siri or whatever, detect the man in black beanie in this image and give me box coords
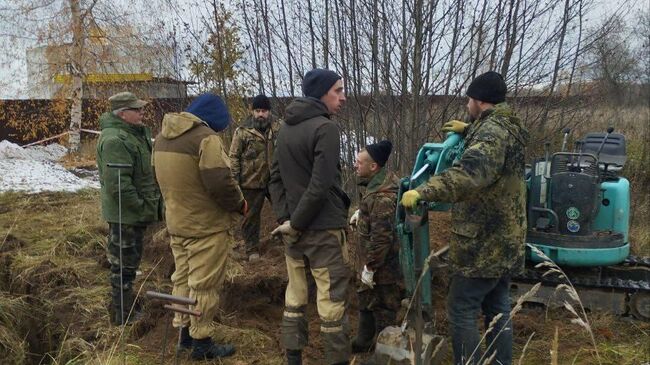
[269,69,350,365]
[439,71,509,135]
[401,71,529,365]
[229,94,277,261]
[349,140,402,354]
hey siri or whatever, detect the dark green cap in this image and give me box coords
[109,92,148,111]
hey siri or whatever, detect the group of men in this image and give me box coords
[96,68,528,365]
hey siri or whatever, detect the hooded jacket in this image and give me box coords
[96,112,162,225]
[269,97,350,231]
[415,103,530,278]
[153,112,245,238]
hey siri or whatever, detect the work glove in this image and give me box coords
[442,119,468,134]
[349,209,360,228]
[400,190,421,209]
[361,265,375,289]
[271,220,301,245]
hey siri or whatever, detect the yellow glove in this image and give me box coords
[442,120,468,134]
[400,190,421,209]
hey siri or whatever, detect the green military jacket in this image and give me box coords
[96,112,162,226]
[357,168,401,284]
[229,116,276,190]
[415,103,529,278]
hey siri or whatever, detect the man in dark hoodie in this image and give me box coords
[153,94,247,360]
[229,94,276,261]
[96,92,162,326]
[269,69,351,365]
[401,71,529,365]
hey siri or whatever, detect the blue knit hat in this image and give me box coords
[302,69,342,99]
[186,94,231,132]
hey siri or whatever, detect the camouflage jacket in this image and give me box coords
[415,103,529,278]
[229,116,277,190]
[357,168,401,284]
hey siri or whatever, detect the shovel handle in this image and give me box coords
[163,305,202,317]
[146,291,198,305]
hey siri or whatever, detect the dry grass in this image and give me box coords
[59,137,99,170]
[0,294,29,364]
[0,189,287,364]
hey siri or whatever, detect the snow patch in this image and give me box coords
[0,141,99,193]
[0,140,67,161]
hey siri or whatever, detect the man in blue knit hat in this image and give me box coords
[153,94,247,360]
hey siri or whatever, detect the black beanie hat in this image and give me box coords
[466,71,507,104]
[251,94,271,110]
[302,69,342,99]
[365,140,393,167]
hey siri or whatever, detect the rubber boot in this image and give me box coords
[177,326,192,352]
[286,349,302,365]
[191,337,236,360]
[351,310,376,353]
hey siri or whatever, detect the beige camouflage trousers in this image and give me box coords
[283,228,351,364]
[169,230,231,339]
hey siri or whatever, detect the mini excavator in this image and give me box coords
[371,128,649,365]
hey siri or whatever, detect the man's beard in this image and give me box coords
[255,117,270,129]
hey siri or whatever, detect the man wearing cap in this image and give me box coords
[401,71,529,365]
[153,94,247,360]
[269,68,351,365]
[229,94,277,261]
[348,140,402,354]
[96,91,162,326]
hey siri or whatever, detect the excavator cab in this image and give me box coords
[526,128,630,266]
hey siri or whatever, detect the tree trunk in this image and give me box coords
[68,0,83,152]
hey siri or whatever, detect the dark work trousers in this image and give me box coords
[241,188,268,254]
[447,274,512,365]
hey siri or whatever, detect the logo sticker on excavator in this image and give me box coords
[566,207,580,220]
[567,219,581,233]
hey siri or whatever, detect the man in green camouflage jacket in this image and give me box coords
[349,140,402,353]
[229,94,276,261]
[401,71,529,365]
[96,92,162,326]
